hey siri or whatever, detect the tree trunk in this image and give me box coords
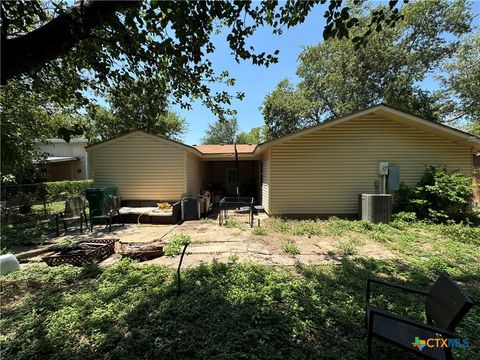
[1,0,140,84]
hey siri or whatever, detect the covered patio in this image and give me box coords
[193,144,263,204]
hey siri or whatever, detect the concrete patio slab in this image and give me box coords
[56,223,175,244]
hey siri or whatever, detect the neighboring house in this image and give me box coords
[86,104,480,217]
[35,138,89,181]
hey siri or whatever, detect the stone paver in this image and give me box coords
[56,224,175,244]
[44,215,395,269]
[188,242,248,254]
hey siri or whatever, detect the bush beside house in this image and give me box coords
[45,179,93,201]
[394,166,476,224]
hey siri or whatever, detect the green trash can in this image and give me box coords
[85,186,117,224]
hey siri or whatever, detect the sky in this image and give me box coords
[174,2,480,145]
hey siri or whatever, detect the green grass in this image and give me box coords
[290,219,322,236]
[268,218,323,236]
[164,234,191,257]
[282,239,300,255]
[338,240,358,255]
[2,257,478,359]
[1,200,91,251]
[223,218,239,229]
[269,218,289,233]
[1,219,479,359]
[252,226,268,236]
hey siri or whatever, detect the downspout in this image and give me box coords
[234,142,239,197]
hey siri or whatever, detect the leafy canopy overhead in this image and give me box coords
[1,0,407,120]
[262,0,474,139]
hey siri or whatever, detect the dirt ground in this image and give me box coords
[16,212,395,269]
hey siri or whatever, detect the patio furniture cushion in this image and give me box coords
[119,206,173,217]
[367,305,448,360]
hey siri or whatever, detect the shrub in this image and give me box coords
[164,234,191,257]
[392,212,417,223]
[282,239,300,255]
[45,180,93,201]
[391,212,417,229]
[252,226,268,236]
[394,166,473,223]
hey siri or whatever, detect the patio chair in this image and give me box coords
[366,273,472,360]
[90,195,124,232]
[56,196,88,236]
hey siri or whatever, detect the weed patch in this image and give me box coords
[164,234,191,257]
[290,220,321,236]
[224,218,239,229]
[282,239,300,255]
[252,226,268,236]
[269,218,289,233]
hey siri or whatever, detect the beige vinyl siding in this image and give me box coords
[261,149,271,214]
[269,113,473,215]
[90,132,185,200]
[186,152,206,195]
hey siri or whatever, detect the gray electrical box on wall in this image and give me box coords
[358,194,392,223]
[388,165,400,191]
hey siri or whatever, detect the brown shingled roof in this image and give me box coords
[193,144,257,154]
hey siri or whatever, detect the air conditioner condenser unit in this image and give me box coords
[358,194,392,224]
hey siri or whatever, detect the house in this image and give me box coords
[35,138,89,181]
[86,104,480,217]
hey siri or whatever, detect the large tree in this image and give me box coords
[262,0,473,139]
[236,126,268,144]
[0,80,83,180]
[86,77,187,141]
[437,33,480,133]
[1,1,407,117]
[202,119,239,145]
[86,106,186,143]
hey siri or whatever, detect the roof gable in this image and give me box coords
[85,130,202,155]
[255,105,480,153]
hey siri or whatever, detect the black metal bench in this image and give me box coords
[219,196,255,227]
[366,273,472,359]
